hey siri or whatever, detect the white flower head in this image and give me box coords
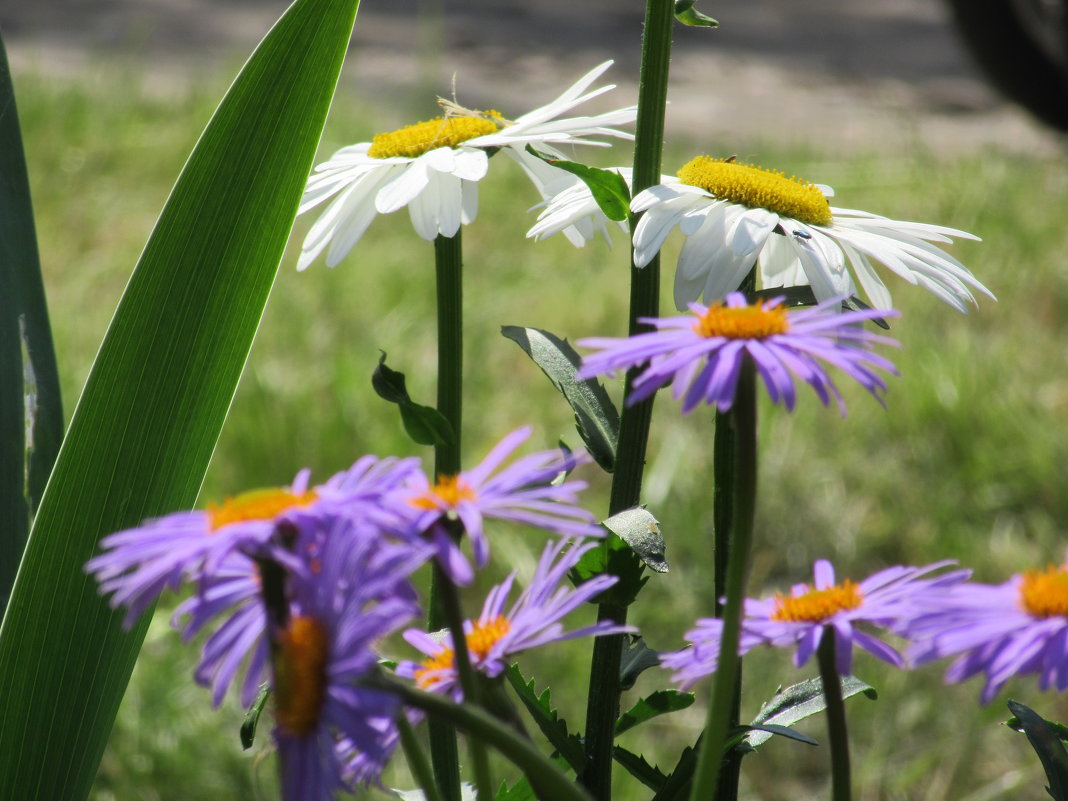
[629,156,993,312]
[297,62,636,269]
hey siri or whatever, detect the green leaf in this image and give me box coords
[0,32,64,614]
[615,689,694,736]
[240,682,272,750]
[650,739,699,801]
[612,747,668,791]
[732,723,819,748]
[372,352,454,447]
[603,506,668,573]
[674,0,720,27]
[744,675,877,750]
[505,664,587,774]
[523,146,631,221]
[1007,700,1068,801]
[619,636,663,691]
[501,326,619,472]
[0,2,361,798]
[570,532,647,608]
[496,777,538,801]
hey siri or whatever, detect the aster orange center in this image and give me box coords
[409,475,478,511]
[692,300,790,340]
[413,616,512,689]
[677,156,833,227]
[273,616,329,737]
[1019,565,1068,618]
[206,488,319,531]
[770,580,864,623]
[367,113,502,159]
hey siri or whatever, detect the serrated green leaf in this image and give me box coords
[501,325,619,472]
[1008,700,1068,801]
[613,747,668,791]
[674,0,719,27]
[240,682,272,750]
[523,146,630,221]
[745,675,877,749]
[569,532,646,607]
[372,352,454,447]
[505,664,586,774]
[0,33,64,614]
[603,507,668,573]
[650,738,699,801]
[615,689,694,736]
[0,2,361,798]
[619,636,662,691]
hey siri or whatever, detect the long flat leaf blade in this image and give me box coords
[0,1,360,798]
[0,32,64,614]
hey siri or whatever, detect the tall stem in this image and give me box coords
[399,713,445,801]
[689,360,758,801]
[427,232,464,801]
[580,2,673,799]
[817,630,852,801]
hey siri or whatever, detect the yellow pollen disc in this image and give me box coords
[466,616,512,661]
[367,113,502,159]
[771,580,864,623]
[273,616,329,737]
[409,475,478,511]
[414,648,455,690]
[206,487,319,532]
[692,300,789,340]
[677,156,833,227]
[1019,565,1068,618]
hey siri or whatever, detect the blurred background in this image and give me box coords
[4,1,1068,799]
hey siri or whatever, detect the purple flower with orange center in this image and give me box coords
[908,557,1068,703]
[662,559,966,688]
[398,427,602,585]
[397,538,630,699]
[577,292,900,415]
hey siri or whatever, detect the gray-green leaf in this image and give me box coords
[745,675,877,749]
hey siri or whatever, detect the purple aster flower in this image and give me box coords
[397,426,603,585]
[577,292,900,415]
[908,558,1068,703]
[86,455,419,627]
[662,559,966,688]
[397,538,631,699]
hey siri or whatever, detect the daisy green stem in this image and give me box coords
[382,676,596,801]
[581,1,673,799]
[399,712,445,801]
[427,231,464,801]
[817,629,852,801]
[689,359,758,801]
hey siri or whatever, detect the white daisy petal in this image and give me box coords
[376,159,432,215]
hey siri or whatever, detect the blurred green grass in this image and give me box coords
[16,61,1068,801]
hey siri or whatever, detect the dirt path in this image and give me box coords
[2,0,1062,155]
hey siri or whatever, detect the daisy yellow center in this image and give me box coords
[692,300,789,339]
[409,475,478,511]
[206,488,319,532]
[1019,566,1068,618]
[413,616,512,689]
[677,156,833,227]
[770,580,864,623]
[367,114,502,159]
[273,616,329,736]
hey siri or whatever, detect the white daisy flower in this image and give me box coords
[296,62,636,270]
[629,156,993,312]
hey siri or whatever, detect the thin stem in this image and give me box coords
[580,1,674,798]
[817,630,852,801]
[427,231,464,801]
[688,359,758,801]
[399,713,445,801]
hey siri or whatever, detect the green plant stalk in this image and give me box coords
[580,1,674,799]
[689,360,758,801]
[399,692,445,801]
[817,629,852,801]
[427,231,464,801]
[384,677,596,801]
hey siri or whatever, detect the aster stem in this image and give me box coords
[689,358,758,801]
[428,231,464,801]
[399,713,445,801]
[817,629,852,801]
[581,0,673,798]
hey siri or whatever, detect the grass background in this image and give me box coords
[14,57,1068,801]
